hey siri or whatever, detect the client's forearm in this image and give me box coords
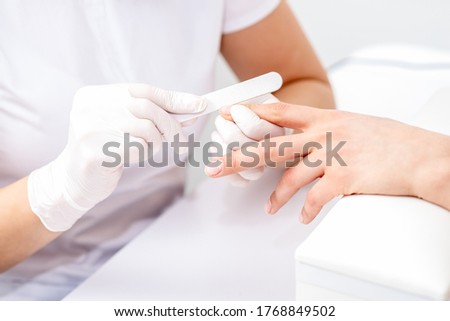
[413,133,450,211]
[274,78,335,109]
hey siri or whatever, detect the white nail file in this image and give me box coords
[174,72,283,124]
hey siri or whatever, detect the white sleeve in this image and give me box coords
[223,0,281,34]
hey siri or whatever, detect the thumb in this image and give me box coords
[128,84,207,114]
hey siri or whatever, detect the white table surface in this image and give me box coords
[66,168,335,300]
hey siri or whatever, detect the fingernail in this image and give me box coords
[265,199,272,214]
[220,105,232,115]
[300,208,306,224]
[184,95,207,113]
[208,145,218,159]
[204,162,223,177]
[239,168,264,181]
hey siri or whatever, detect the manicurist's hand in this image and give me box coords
[0,84,206,271]
[205,103,450,224]
[28,84,206,232]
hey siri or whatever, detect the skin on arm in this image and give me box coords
[0,177,60,272]
[206,103,450,224]
[221,0,335,109]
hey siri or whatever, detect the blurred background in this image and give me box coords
[218,0,450,86]
[187,0,450,190]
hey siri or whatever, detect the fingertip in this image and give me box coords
[219,106,234,122]
[184,94,207,113]
[264,199,272,215]
[301,207,316,224]
[180,118,197,127]
[239,168,264,181]
[302,207,314,224]
[204,161,223,177]
[221,114,234,122]
[266,193,279,215]
[197,96,208,112]
[220,105,232,115]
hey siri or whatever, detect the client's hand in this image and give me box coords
[211,94,284,186]
[205,103,450,224]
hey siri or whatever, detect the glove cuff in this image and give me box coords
[27,156,90,232]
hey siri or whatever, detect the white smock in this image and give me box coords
[0,0,280,300]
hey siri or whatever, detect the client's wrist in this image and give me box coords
[412,133,450,210]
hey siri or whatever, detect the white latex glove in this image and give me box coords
[28,84,206,232]
[211,94,285,186]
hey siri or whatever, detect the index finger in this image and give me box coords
[221,103,327,130]
[205,132,320,177]
[128,84,207,114]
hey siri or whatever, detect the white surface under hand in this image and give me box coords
[65,168,336,300]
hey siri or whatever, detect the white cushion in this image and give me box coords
[296,195,450,300]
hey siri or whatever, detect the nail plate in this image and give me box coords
[205,162,223,176]
[220,105,232,115]
[265,199,272,214]
[300,208,306,224]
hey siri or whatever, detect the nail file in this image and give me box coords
[174,72,283,124]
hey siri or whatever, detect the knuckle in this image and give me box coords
[332,123,344,135]
[327,168,346,185]
[312,131,326,145]
[269,102,289,121]
[268,143,279,161]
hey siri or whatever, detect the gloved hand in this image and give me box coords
[27,84,206,232]
[211,94,285,186]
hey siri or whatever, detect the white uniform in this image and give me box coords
[0,0,280,300]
